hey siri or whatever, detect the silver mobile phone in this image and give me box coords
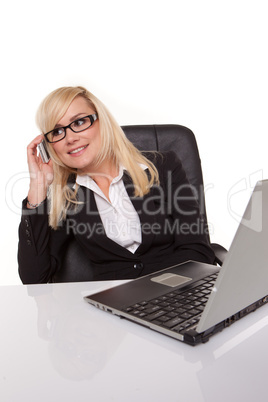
[37,140,50,163]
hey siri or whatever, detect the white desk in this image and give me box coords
[1,280,268,402]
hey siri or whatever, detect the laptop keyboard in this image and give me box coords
[122,273,218,335]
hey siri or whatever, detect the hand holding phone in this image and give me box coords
[37,140,50,163]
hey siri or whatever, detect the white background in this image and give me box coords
[1,0,267,285]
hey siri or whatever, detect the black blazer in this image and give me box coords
[18,152,215,284]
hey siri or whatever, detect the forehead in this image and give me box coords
[58,96,95,125]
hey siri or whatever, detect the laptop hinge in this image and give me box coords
[184,322,225,346]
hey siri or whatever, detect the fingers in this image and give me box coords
[26,135,54,198]
[27,134,43,149]
[27,135,44,162]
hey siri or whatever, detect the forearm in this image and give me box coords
[18,198,57,284]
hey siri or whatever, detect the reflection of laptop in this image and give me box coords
[84,180,268,346]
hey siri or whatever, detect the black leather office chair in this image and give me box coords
[52,124,227,282]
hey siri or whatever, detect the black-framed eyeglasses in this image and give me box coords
[44,113,98,143]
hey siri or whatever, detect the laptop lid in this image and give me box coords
[197,180,268,332]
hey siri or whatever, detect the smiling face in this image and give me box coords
[52,96,102,174]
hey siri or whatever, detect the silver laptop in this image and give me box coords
[84,180,268,345]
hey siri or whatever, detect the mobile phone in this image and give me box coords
[37,140,50,163]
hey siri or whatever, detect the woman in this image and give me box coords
[18,86,215,284]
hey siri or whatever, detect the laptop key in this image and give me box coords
[137,312,147,318]
[202,289,213,295]
[139,301,148,306]
[159,302,171,307]
[163,317,186,329]
[144,305,161,314]
[172,302,184,308]
[144,310,167,322]
[150,299,162,305]
[164,306,175,312]
[173,317,201,334]
[196,304,206,312]
[180,312,194,320]
[157,315,172,323]
[168,311,180,318]
[187,308,201,316]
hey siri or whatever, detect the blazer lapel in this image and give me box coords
[77,186,138,258]
[123,173,157,255]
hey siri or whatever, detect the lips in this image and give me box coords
[68,145,88,155]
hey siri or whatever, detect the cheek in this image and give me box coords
[91,131,102,148]
[52,144,64,157]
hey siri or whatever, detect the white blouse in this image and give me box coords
[76,165,147,253]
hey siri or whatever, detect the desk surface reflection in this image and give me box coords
[1,281,268,402]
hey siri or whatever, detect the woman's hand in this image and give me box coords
[27,135,54,207]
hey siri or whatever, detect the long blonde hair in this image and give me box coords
[36,86,159,229]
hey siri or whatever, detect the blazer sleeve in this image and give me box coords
[18,198,70,284]
[156,151,215,264]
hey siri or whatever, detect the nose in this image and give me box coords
[65,127,79,143]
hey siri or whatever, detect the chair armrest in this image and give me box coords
[211,243,228,266]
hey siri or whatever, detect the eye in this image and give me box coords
[73,117,87,128]
[52,127,65,137]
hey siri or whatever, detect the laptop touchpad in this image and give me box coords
[151,273,192,287]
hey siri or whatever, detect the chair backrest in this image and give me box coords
[122,124,205,199]
[52,124,209,282]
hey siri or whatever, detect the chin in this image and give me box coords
[70,162,94,173]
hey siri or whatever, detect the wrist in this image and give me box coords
[26,197,46,209]
[27,188,48,209]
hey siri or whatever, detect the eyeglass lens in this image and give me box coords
[47,116,93,143]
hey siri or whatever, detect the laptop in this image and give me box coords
[84,180,268,346]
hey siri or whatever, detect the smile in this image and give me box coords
[68,145,88,155]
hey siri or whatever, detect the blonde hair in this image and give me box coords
[36,86,159,229]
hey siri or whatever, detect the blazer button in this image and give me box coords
[24,218,30,227]
[27,240,32,246]
[134,263,144,269]
[25,229,31,238]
